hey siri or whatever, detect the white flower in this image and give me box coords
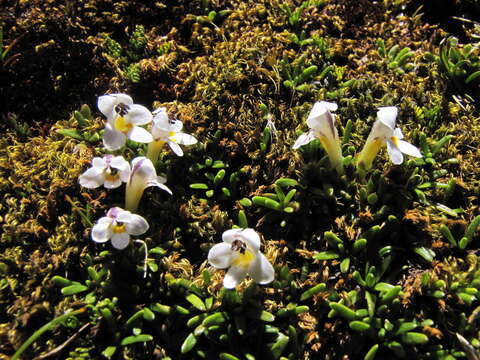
[357,106,422,169]
[208,228,275,289]
[79,155,131,189]
[293,101,344,174]
[91,207,149,250]
[125,156,172,212]
[98,93,153,151]
[146,107,198,163]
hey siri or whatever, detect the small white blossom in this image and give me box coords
[146,108,198,162]
[293,101,344,174]
[208,228,275,289]
[79,155,130,189]
[125,156,172,212]
[91,207,149,250]
[357,106,422,169]
[98,93,153,151]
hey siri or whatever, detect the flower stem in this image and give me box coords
[12,308,86,360]
[135,239,148,279]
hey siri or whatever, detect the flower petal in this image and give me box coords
[208,243,233,269]
[104,177,122,189]
[110,156,130,171]
[222,228,243,244]
[98,94,133,120]
[103,124,126,150]
[292,131,316,149]
[126,104,153,125]
[153,107,169,121]
[393,127,404,140]
[128,126,154,143]
[79,167,105,188]
[106,207,123,219]
[223,265,248,289]
[168,141,184,156]
[92,157,107,169]
[130,157,155,181]
[147,179,173,195]
[377,106,398,130]
[111,232,130,250]
[368,118,394,142]
[125,214,149,235]
[307,101,337,124]
[397,140,422,158]
[240,228,261,252]
[387,140,404,165]
[248,253,275,285]
[91,218,113,243]
[169,120,183,133]
[173,132,197,146]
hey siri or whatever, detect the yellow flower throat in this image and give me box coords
[232,249,255,268]
[114,117,133,134]
[391,136,399,147]
[112,223,126,234]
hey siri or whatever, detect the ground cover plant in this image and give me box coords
[1,0,480,359]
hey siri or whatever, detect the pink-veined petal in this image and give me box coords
[103,124,126,150]
[208,243,233,269]
[124,214,149,235]
[106,207,123,219]
[116,210,133,222]
[128,126,153,143]
[397,140,422,158]
[111,232,130,250]
[248,253,275,285]
[223,265,248,289]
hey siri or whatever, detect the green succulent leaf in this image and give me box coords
[300,283,327,301]
[61,284,88,296]
[402,332,429,345]
[329,303,356,321]
[349,321,371,332]
[181,333,197,354]
[314,251,340,260]
[364,344,379,360]
[120,334,153,346]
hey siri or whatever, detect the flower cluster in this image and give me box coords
[77,93,276,289]
[79,94,423,290]
[80,93,197,252]
[293,102,422,170]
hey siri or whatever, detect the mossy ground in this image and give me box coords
[1,0,480,359]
